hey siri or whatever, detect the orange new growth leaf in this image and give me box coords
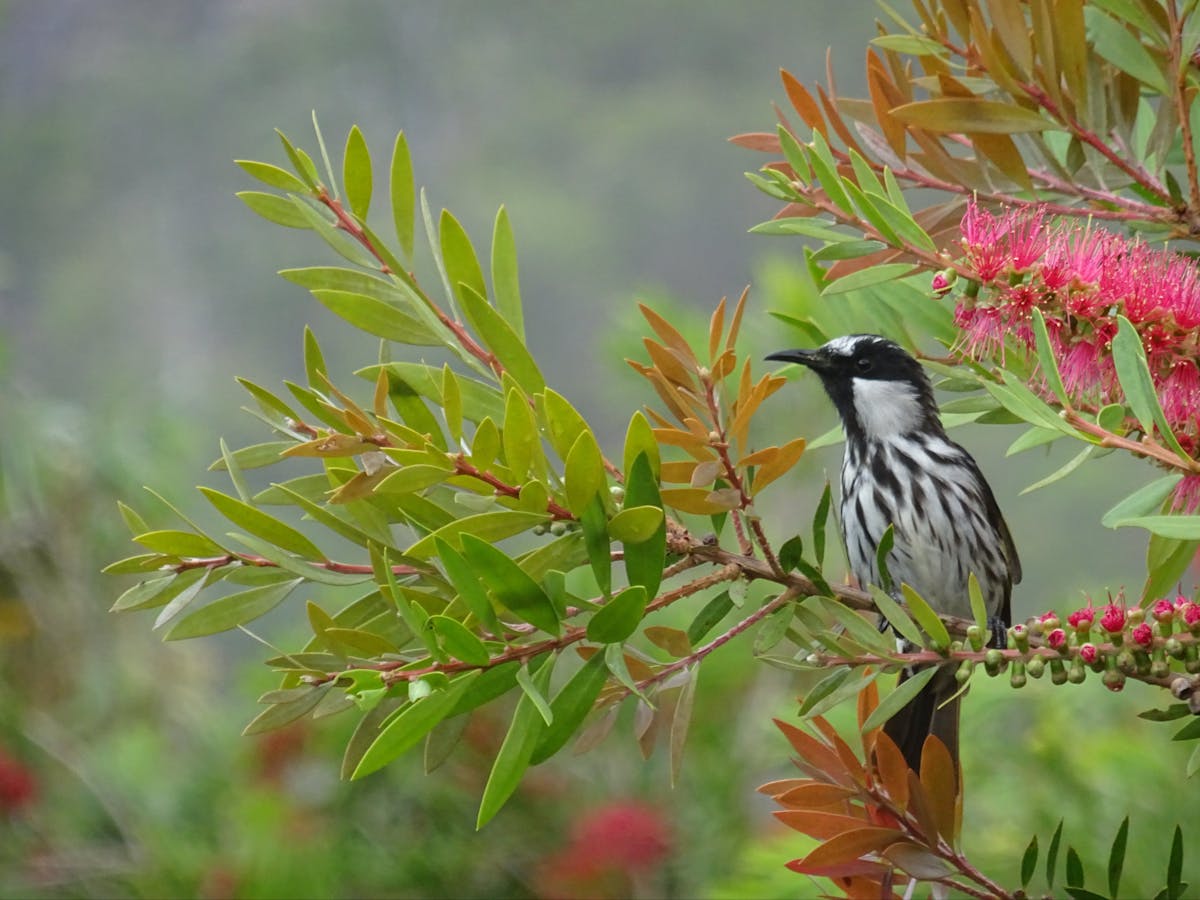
[774,810,876,841]
[793,827,906,871]
[724,286,750,352]
[638,303,697,366]
[871,731,910,810]
[750,437,807,495]
[708,296,726,361]
[919,735,960,846]
[772,718,857,788]
[781,68,827,135]
[643,338,696,388]
[775,782,858,810]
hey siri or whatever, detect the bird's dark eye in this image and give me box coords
[855,356,873,373]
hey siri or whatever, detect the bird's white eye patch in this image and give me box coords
[851,378,924,438]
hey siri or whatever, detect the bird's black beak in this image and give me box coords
[765,348,826,371]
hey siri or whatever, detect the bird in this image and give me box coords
[766,334,1020,776]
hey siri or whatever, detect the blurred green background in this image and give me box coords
[0,2,1194,897]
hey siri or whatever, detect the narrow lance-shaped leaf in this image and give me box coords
[476,652,556,828]
[199,487,325,560]
[1031,308,1068,406]
[461,533,561,635]
[458,284,545,394]
[1108,816,1129,898]
[622,452,667,599]
[343,124,372,220]
[491,206,524,341]
[1112,316,1190,459]
[868,585,924,647]
[860,666,939,733]
[390,131,415,260]
[530,651,609,765]
[352,671,481,779]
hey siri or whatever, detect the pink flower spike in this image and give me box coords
[1131,622,1154,647]
[1003,206,1048,272]
[1100,602,1126,634]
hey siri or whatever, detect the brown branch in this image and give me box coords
[1168,1,1200,215]
[1064,410,1200,475]
[173,553,421,577]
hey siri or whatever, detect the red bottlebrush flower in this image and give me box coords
[1152,599,1177,623]
[1160,359,1200,426]
[1131,622,1154,647]
[1100,602,1126,634]
[1173,475,1200,514]
[1067,604,1096,629]
[1078,643,1100,664]
[1003,205,1048,272]
[0,750,37,814]
[1047,628,1067,649]
[954,304,1008,361]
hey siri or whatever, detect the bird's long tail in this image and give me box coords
[881,665,961,776]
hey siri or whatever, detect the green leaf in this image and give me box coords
[985,372,1077,434]
[1021,445,1095,495]
[491,206,524,341]
[603,641,649,701]
[1118,515,1200,539]
[1021,834,1039,888]
[343,125,372,220]
[778,535,804,573]
[623,411,660,480]
[275,128,320,189]
[900,583,951,650]
[236,159,310,193]
[869,585,924,647]
[389,131,415,260]
[587,586,648,644]
[312,289,441,345]
[530,651,608,765]
[229,532,370,586]
[165,578,303,640]
[807,130,853,214]
[477,653,555,828]
[1143,534,1200,601]
[1167,825,1184,899]
[200,487,324,560]
[891,98,1059,133]
[133,529,224,557]
[243,687,326,736]
[861,666,940,733]
[1102,475,1182,527]
[875,523,895,594]
[1007,425,1067,456]
[515,660,554,726]
[434,537,501,634]
[236,191,312,228]
[608,506,664,544]
[458,284,545,394]
[461,534,561,635]
[1172,716,1200,741]
[580,494,612,597]
[310,111,338,197]
[430,615,491,666]
[821,263,914,296]
[209,441,291,472]
[687,590,733,645]
[1112,316,1189,458]
[442,365,463,443]
[1048,819,1065,888]
[1031,308,1068,405]
[111,570,200,613]
[622,453,666,598]
[750,217,856,241]
[796,667,852,718]
[352,671,481,779]
[440,208,488,307]
[564,429,606,516]
[541,388,590,460]
[1087,6,1169,92]
[812,481,831,566]
[1066,845,1085,888]
[405,510,550,558]
[967,572,989,637]
[502,385,542,481]
[1108,816,1129,898]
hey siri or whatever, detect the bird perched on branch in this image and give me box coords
[767,334,1020,775]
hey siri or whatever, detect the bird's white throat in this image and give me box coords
[850,377,925,439]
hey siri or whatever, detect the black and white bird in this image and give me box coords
[767,334,1020,774]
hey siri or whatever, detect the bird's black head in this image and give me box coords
[766,334,942,443]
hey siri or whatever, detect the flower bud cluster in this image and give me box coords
[982,596,1200,693]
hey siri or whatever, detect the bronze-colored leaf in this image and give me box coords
[919,735,960,845]
[1054,0,1088,112]
[660,488,730,516]
[751,437,807,495]
[728,131,782,152]
[725,285,750,352]
[905,770,941,845]
[817,83,867,157]
[758,777,811,797]
[660,461,699,483]
[882,840,957,879]
[643,338,696,388]
[774,718,857,787]
[856,672,880,734]
[707,296,726,361]
[781,69,827,134]
[775,782,858,809]
[985,0,1033,75]
[866,51,910,159]
[638,303,697,366]
[872,731,910,810]
[794,827,907,870]
[941,0,972,43]
[644,625,691,658]
[813,716,867,785]
[973,132,1034,190]
[774,810,875,840]
[891,99,1057,134]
